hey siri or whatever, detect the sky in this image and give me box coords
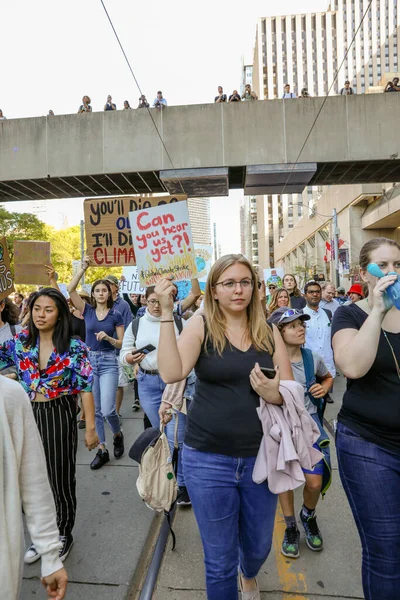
[1,0,329,255]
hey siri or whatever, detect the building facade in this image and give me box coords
[187,197,211,246]
[251,1,400,288]
[253,0,399,99]
[239,195,260,265]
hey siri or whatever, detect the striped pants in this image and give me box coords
[32,395,78,537]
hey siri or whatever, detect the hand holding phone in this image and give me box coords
[260,366,276,379]
[135,344,156,355]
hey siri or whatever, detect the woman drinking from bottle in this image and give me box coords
[332,237,400,600]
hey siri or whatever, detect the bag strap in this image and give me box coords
[131,317,140,341]
[321,308,332,324]
[301,347,316,391]
[173,314,183,334]
[10,324,16,337]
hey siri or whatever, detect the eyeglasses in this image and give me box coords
[268,285,277,290]
[307,290,321,295]
[278,309,302,323]
[214,278,254,290]
[147,299,160,306]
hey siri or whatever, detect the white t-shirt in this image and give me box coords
[0,322,22,345]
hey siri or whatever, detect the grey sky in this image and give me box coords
[2,0,329,254]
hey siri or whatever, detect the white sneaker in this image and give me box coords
[24,543,40,564]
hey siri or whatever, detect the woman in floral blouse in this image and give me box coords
[0,287,98,564]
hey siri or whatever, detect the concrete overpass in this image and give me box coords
[0,94,399,202]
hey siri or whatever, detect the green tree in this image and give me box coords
[0,208,49,259]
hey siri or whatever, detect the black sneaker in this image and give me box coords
[59,535,74,562]
[176,486,191,506]
[90,449,110,470]
[113,432,124,459]
[281,525,300,558]
[132,398,140,411]
[78,420,86,429]
[299,509,323,551]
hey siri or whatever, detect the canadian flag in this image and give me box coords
[324,241,331,262]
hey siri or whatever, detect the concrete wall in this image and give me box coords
[1,94,400,183]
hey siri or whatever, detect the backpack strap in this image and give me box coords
[131,317,140,341]
[173,314,183,334]
[301,347,326,420]
[10,324,16,337]
[321,308,332,324]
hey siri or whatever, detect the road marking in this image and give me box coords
[273,503,308,599]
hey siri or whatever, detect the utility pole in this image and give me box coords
[80,220,85,285]
[332,209,340,288]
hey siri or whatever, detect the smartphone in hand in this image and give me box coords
[260,366,276,379]
[135,344,156,355]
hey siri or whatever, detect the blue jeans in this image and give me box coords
[137,369,187,486]
[182,444,277,600]
[336,423,400,600]
[89,351,120,445]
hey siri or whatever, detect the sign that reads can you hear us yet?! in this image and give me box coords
[129,201,197,287]
[83,195,186,267]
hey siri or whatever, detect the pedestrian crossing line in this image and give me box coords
[272,503,308,599]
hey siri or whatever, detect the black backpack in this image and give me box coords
[131,314,183,339]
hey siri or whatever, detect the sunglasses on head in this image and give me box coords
[278,308,302,323]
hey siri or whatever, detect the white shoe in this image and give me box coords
[239,574,260,600]
[24,543,40,564]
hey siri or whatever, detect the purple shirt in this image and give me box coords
[83,304,123,352]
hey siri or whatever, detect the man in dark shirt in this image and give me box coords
[229,90,241,102]
[215,86,227,103]
[138,95,150,108]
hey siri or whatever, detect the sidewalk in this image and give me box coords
[153,375,365,600]
[22,387,157,600]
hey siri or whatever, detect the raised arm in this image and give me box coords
[45,264,61,293]
[332,275,396,379]
[179,278,201,314]
[67,256,90,313]
[156,278,203,383]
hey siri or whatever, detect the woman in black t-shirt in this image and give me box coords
[332,237,400,600]
[282,274,306,310]
[156,254,293,600]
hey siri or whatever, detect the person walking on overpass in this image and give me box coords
[156,255,293,600]
[104,95,116,111]
[68,258,125,470]
[332,237,400,600]
[268,307,333,558]
[0,287,98,564]
[78,95,92,113]
[120,285,195,505]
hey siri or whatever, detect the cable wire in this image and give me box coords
[99,0,187,196]
[280,0,374,197]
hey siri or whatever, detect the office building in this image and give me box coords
[239,195,260,266]
[251,0,400,287]
[188,197,211,246]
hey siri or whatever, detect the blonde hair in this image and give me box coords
[268,287,291,314]
[204,254,275,356]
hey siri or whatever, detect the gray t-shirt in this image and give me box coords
[291,352,329,414]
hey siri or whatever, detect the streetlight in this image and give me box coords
[288,201,340,287]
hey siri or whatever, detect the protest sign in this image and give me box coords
[120,266,146,295]
[129,201,197,287]
[195,244,213,286]
[84,195,186,267]
[14,241,51,285]
[0,238,14,301]
[263,268,284,289]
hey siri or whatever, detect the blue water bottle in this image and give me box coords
[367,263,400,310]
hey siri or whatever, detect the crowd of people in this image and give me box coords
[1,78,383,120]
[0,235,399,600]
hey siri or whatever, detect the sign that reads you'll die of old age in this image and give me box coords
[84,195,186,267]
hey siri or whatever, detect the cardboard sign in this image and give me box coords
[129,201,197,286]
[263,268,284,290]
[14,241,51,285]
[120,266,146,295]
[195,244,213,281]
[0,238,14,300]
[84,195,186,267]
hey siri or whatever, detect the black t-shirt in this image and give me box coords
[185,332,274,457]
[290,294,306,310]
[229,94,241,102]
[214,94,227,102]
[332,304,400,453]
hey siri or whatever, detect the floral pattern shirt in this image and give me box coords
[0,330,93,400]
